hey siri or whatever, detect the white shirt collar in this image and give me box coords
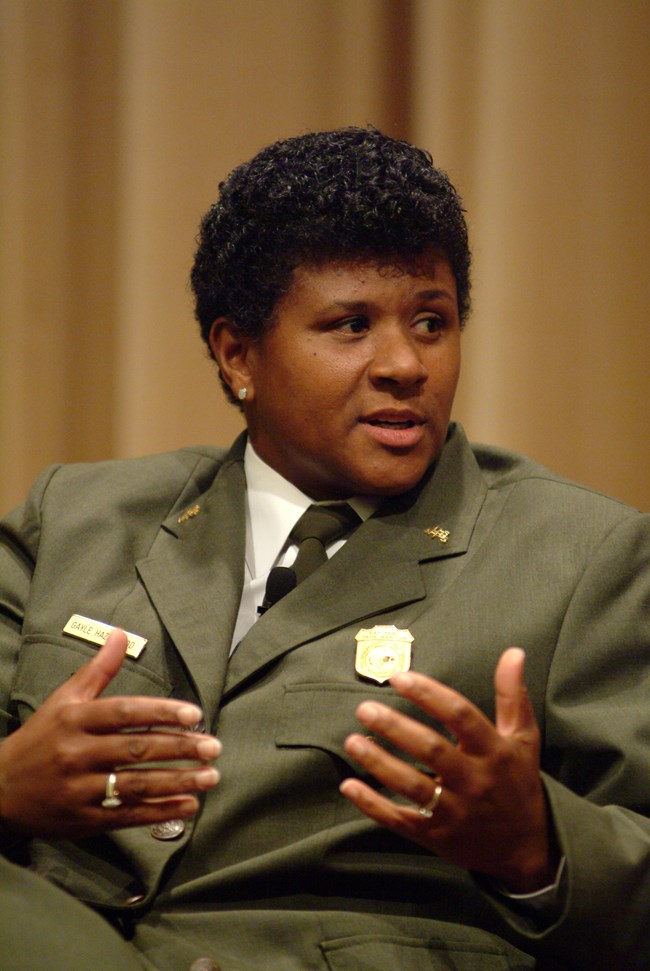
[243,441,378,580]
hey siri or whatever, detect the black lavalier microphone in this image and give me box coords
[257,566,297,615]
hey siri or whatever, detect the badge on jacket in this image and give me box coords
[355,625,413,683]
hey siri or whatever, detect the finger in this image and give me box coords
[352,701,460,782]
[73,695,206,734]
[92,795,201,829]
[339,777,435,836]
[55,629,130,705]
[344,733,438,808]
[78,729,221,771]
[93,764,220,805]
[389,671,496,756]
[494,648,538,739]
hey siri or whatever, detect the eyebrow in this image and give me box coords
[325,289,454,312]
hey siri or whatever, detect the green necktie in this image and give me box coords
[289,503,361,584]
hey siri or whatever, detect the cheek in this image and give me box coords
[444,361,461,401]
[431,347,460,399]
[302,360,361,411]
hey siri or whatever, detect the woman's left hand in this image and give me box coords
[340,647,559,893]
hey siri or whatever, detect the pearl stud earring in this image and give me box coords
[237,388,247,401]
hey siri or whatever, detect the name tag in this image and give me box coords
[62,614,147,659]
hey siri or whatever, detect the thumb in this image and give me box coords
[56,628,129,704]
[494,647,538,739]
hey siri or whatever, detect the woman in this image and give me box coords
[1,128,649,970]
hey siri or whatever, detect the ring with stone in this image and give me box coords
[101,771,122,808]
[417,780,443,818]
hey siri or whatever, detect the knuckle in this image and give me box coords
[56,704,80,732]
[181,770,200,791]
[53,740,83,774]
[155,703,180,725]
[114,698,136,722]
[462,765,496,802]
[126,736,150,760]
[463,775,489,801]
[129,774,148,799]
[490,745,511,772]
[412,776,434,804]
[174,735,194,758]
[421,734,443,764]
[447,697,471,729]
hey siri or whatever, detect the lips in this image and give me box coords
[360,410,426,448]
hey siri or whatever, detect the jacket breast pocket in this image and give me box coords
[276,682,445,778]
[11,634,173,722]
[322,933,527,970]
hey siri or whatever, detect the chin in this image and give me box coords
[367,457,436,496]
[369,480,424,497]
[356,469,430,498]
[306,455,434,500]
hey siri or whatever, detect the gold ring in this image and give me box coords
[418,780,443,818]
[101,771,122,809]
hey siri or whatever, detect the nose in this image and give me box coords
[368,326,428,389]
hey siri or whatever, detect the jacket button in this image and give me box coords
[150,819,185,840]
[188,959,221,971]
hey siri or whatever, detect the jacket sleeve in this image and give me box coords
[484,510,650,970]
[0,467,59,853]
[0,468,60,736]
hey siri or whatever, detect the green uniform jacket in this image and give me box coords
[1,424,649,971]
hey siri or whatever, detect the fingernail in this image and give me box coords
[196,767,220,788]
[357,702,380,725]
[391,672,414,689]
[177,798,200,817]
[345,735,367,756]
[178,704,203,725]
[197,738,221,759]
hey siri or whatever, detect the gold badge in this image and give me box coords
[355,625,413,683]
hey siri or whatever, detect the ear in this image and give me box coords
[208,318,256,401]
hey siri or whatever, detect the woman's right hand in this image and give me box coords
[0,629,221,839]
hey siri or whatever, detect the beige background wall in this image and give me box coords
[1,0,648,513]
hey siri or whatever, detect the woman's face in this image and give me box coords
[217,254,461,500]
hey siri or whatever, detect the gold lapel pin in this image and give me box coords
[424,525,450,544]
[177,503,200,524]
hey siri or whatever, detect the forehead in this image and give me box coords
[299,248,452,280]
[278,251,457,309]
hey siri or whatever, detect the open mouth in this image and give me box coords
[367,419,416,429]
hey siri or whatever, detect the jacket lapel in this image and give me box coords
[136,437,247,721]
[223,425,488,697]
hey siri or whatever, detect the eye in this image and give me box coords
[413,314,445,337]
[335,316,369,335]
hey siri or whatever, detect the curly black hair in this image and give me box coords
[191,127,471,405]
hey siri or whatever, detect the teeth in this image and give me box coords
[369,420,414,429]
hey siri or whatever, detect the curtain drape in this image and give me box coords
[1,0,648,511]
